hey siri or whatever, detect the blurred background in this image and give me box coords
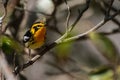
[0,0,120,80]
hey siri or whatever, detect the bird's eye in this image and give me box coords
[33,26,40,31]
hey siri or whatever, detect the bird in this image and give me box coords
[23,21,46,49]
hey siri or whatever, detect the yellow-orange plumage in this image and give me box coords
[23,22,46,49]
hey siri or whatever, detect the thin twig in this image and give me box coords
[105,0,115,19]
[53,0,72,43]
[64,0,71,29]
[100,29,120,35]
[71,0,91,31]
[112,19,120,27]
[109,10,120,20]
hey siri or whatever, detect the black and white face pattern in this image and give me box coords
[23,30,32,43]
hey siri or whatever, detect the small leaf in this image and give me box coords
[89,69,113,80]
[89,66,110,75]
[0,35,23,54]
[88,32,117,63]
[55,41,73,61]
[55,32,74,62]
[2,41,14,54]
[89,65,120,80]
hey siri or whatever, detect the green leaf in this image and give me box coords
[0,35,23,54]
[89,69,113,80]
[55,41,73,60]
[89,65,120,80]
[89,66,110,75]
[88,32,117,63]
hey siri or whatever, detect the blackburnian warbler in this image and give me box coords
[23,22,46,49]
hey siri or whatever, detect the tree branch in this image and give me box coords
[14,43,57,75]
